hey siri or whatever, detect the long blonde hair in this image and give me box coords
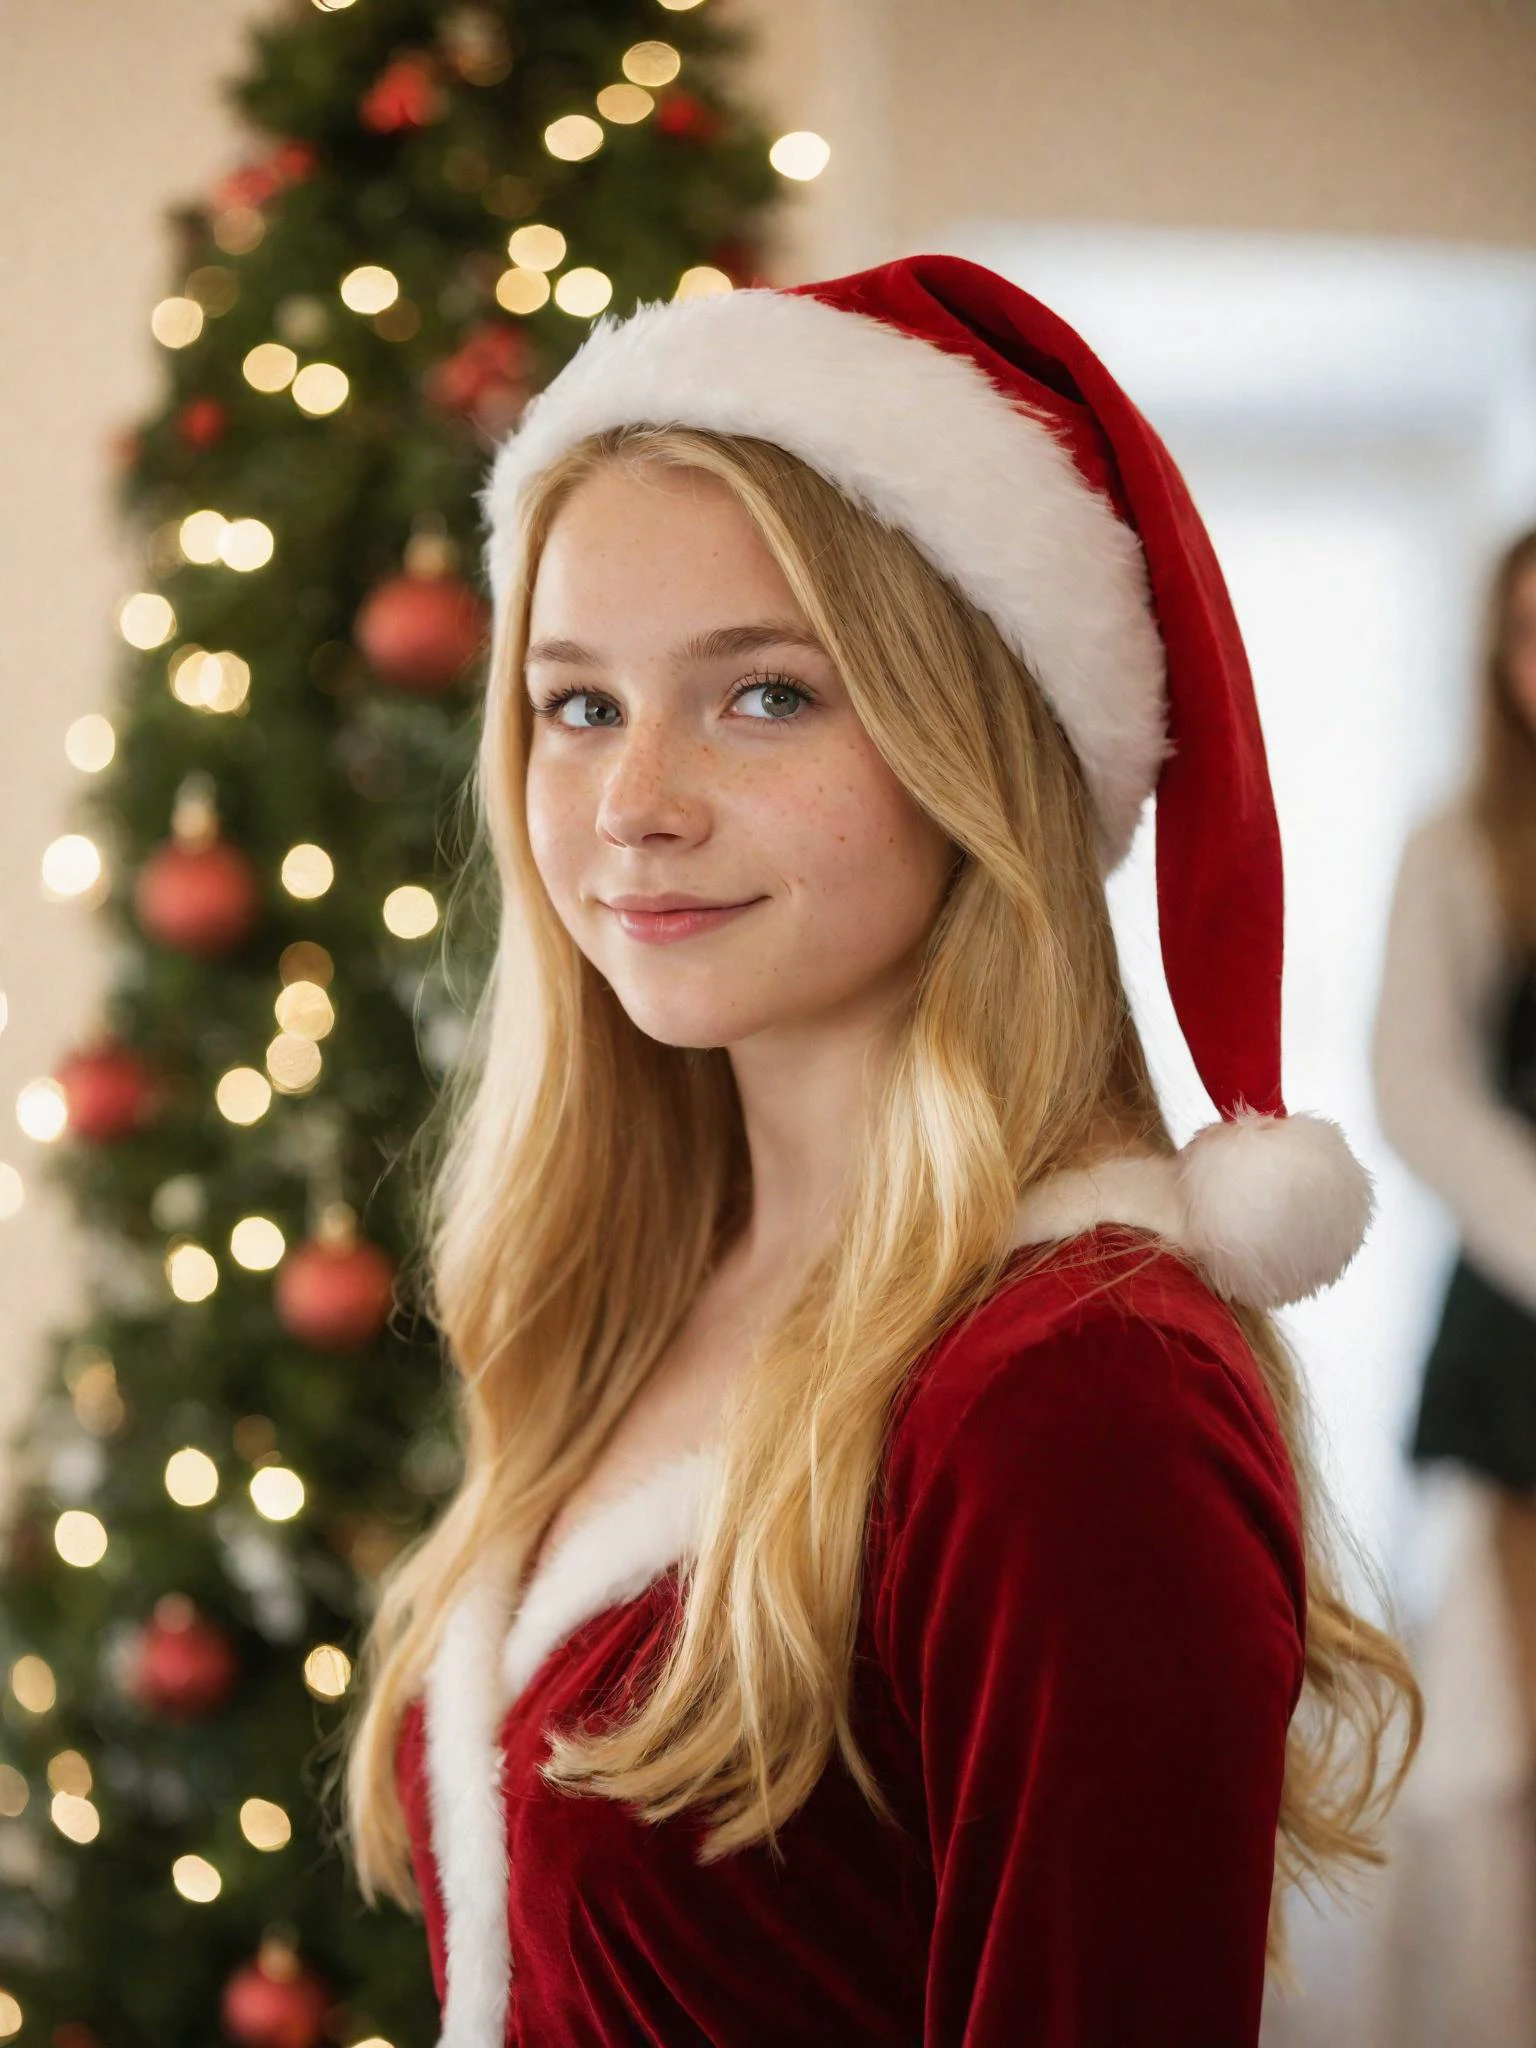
[1471,523,1536,952]
[340,422,1421,1977]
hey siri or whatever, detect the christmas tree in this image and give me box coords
[0,2,783,2040]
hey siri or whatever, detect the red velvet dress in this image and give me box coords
[394,1213,1306,2047]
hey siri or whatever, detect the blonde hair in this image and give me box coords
[1471,522,1536,953]
[338,423,1421,1978]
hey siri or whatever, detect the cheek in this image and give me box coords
[523,755,589,898]
[772,748,950,951]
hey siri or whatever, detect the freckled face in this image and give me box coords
[521,463,956,1050]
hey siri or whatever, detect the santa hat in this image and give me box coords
[480,252,1373,1310]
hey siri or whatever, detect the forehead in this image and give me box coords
[526,463,818,660]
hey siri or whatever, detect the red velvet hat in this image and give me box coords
[482,252,1373,1308]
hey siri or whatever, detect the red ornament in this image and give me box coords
[275,1223,396,1352]
[176,396,229,452]
[360,52,445,134]
[213,140,317,214]
[135,836,261,956]
[221,1940,332,2048]
[354,570,488,692]
[655,89,724,143]
[55,1043,159,1144]
[127,1595,239,1722]
[424,321,533,435]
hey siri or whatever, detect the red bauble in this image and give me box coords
[134,836,261,956]
[655,88,724,142]
[213,140,317,214]
[55,1043,158,1144]
[360,52,444,134]
[275,1234,396,1352]
[221,1942,331,2048]
[176,396,229,452]
[127,1595,239,1722]
[423,321,533,434]
[353,571,489,692]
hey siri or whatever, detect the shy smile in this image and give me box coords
[607,900,765,944]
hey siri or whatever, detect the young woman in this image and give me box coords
[1375,526,1536,1745]
[342,253,1420,2046]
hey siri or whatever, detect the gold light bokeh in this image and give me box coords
[239,1796,293,1850]
[230,1216,286,1271]
[266,1032,322,1094]
[16,1079,67,1144]
[596,83,653,124]
[554,267,613,317]
[250,1466,305,1522]
[274,980,334,1039]
[292,363,349,416]
[675,266,733,301]
[382,884,439,939]
[40,834,103,900]
[769,130,832,180]
[172,1855,221,1903]
[54,1510,107,1568]
[219,518,275,571]
[495,267,551,316]
[506,224,566,272]
[11,1655,56,1714]
[118,592,177,649]
[543,114,605,161]
[150,296,204,348]
[303,1643,352,1699]
[621,40,682,87]
[166,1242,219,1303]
[165,1446,219,1507]
[340,264,399,314]
[215,1066,272,1126]
[64,713,116,773]
[243,342,298,393]
[50,1792,100,1844]
[281,843,334,899]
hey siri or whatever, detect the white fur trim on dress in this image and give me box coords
[480,287,1168,868]
[421,1449,718,2048]
[1010,1119,1374,1309]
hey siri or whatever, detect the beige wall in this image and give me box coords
[2,0,1535,1480]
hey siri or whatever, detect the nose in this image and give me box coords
[594,712,712,847]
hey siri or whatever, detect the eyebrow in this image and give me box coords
[523,620,827,671]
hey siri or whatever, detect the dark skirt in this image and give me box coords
[1412,1254,1536,1493]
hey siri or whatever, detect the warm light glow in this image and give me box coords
[166,1242,219,1303]
[621,40,682,87]
[11,1655,56,1714]
[543,114,605,161]
[0,1764,28,1817]
[118,592,177,649]
[382,884,439,939]
[595,83,653,123]
[266,1033,322,1094]
[656,0,706,9]
[50,1792,100,1844]
[250,1466,305,1522]
[0,1166,20,1223]
[172,1854,221,1903]
[279,940,334,987]
[54,1510,107,1568]
[178,510,227,563]
[41,834,103,900]
[243,342,298,393]
[165,1446,219,1507]
[215,1066,272,1125]
[292,363,349,416]
[16,1079,67,1143]
[303,1643,352,1699]
[150,296,204,348]
[674,266,733,301]
[239,1797,292,1850]
[281,843,334,899]
[0,1992,21,2039]
[47,1751,91,1796]
[170,647,251,715]
[64,713,116,773]
[770,130,832,180]
[313,0,358,9]
[214,207,265,256]
[274,980,334,1040]
[218,518,274,571]
[553,267,613,318]
[69,1354,124,1435]
[230,1215,286,1271]
[494,267,551,316]
[506,223,566,272]
[340,264,399,314]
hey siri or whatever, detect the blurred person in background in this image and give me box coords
[1372,522,1536,2041]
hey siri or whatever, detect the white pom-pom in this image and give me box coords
[1175,1109,1375,1309]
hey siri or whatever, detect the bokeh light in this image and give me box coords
[340,264,399,314]
[543,114,604,161]
[230,1216,286,1271]
[250,1466,305,1521]
[64,714,115,773]
[172,1855,221,1903]
[242,342,298,393]
[382,885,439,939]
[215,1066,272,1126]
[166,1242,219,1303]
[54,1511,107,1568]
[303,1643,352,1699]
[281,844,334,899]
[770,131,832,180]
[554,268,613,318]
[292,363,349,416]
[165,1447,219,1507]
[16,1079,67,1143]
